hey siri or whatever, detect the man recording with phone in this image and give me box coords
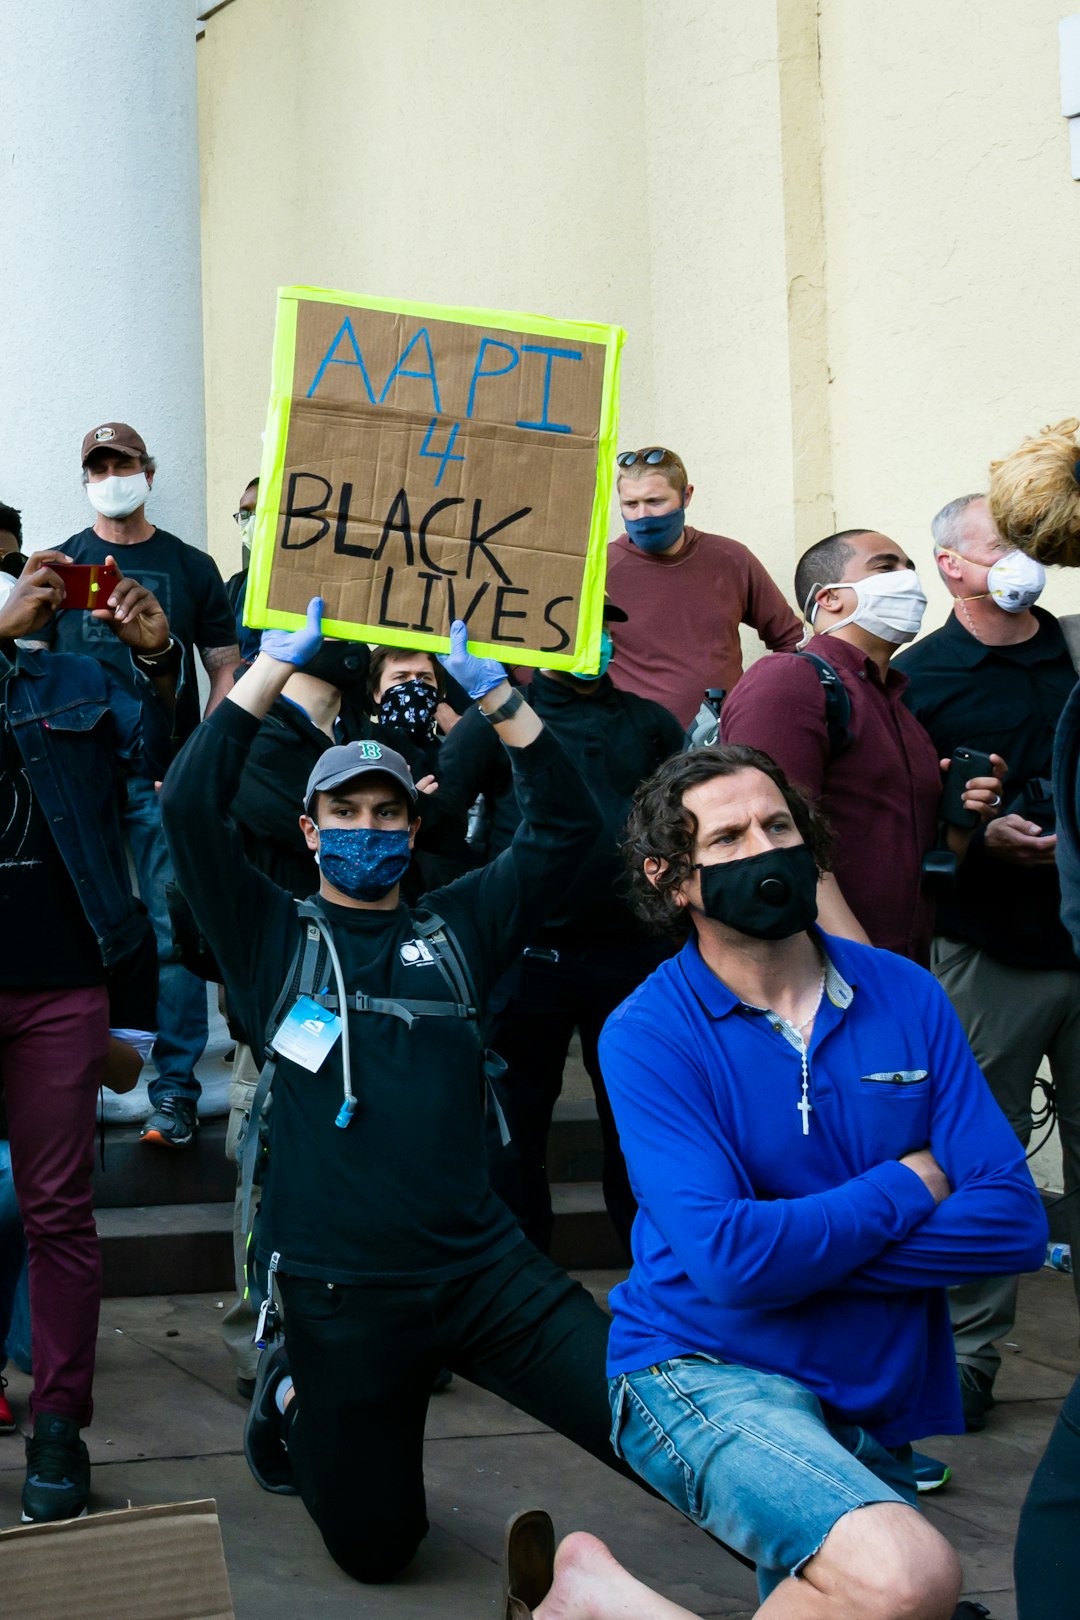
[0,549,177,1521]
[896,493,1080,1430]
[40,424,241,1149]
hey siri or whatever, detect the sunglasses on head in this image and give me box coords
[616,447,676,469]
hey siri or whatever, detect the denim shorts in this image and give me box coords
[609,1355,916,1601]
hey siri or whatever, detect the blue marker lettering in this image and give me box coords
[378,327,442,413]
[306,317,377,402]
[466,338,519,418]
[419,417,465,488]
[515,344,582,434]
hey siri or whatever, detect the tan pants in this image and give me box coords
[933,937,1080,1377]
[221,1043,262,1382]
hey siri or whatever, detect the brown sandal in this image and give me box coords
[505,1508,555,1619]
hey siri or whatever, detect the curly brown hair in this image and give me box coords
[622,745,833,937]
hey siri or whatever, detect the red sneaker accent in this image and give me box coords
[0,1385,16,1434]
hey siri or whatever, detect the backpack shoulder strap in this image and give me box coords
[411,909,479,1015]
[1057,613,1080,676]
[794,650,852,759]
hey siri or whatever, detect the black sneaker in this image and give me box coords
[958,1364,995,1432]
[21,1412,90,1523]
[140,1094,198,1148]
[244,1341,297,1495]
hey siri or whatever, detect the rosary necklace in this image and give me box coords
[792,965,827,1136]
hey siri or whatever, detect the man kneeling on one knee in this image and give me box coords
[599,744,1047,1618]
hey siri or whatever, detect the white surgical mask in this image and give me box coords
[86,472,150,519]
[0,575,14,614]
[810,569,928,646]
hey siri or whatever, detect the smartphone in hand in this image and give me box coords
[52,561,120,611]
[940,745,996,829]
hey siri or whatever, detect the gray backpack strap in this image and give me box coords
[239,904,330,1270]
[412,911,510,1145]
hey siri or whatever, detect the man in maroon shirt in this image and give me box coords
[605,447,801,728]
[721,528,1002,963]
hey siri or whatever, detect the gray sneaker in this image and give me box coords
[140,1094,198,1148]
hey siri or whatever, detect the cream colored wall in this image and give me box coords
[197,0,806,612]
[198,0,1080,641]
[819,0,1080,630]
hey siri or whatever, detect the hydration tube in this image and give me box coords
[310,913,357,1129]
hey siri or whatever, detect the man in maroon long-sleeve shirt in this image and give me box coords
[721,528,1002,963]
[605,447,801,728]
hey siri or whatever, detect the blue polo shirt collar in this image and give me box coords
[677,927,857,1020]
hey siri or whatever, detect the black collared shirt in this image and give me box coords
[896,607,1077,969]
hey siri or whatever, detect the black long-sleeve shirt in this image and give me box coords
[161,702,602,1283]
[436,674,683,944]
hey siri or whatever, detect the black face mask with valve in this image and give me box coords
[695,844,819,941]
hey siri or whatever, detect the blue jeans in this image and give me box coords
[609,1355,916,1603]
[123,774,207,1105]
[0,1140,29,1374]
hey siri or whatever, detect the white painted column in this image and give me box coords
[0,1,207,551]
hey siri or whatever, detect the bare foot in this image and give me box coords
[534,1532,700,1620]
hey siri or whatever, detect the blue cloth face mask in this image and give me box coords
[624,504,686,554]
[569,628,614,683]
[316,827,412,900]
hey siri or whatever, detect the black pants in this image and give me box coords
[485,943,667,1255]
[1015,1371,1080,1619]
[278,1241,629,1583]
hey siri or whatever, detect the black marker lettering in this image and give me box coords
[457,580,491,624]
[281,473,332,549]
[491,585,529,643]
[372,489,416,567]
[410,571,442,633]
[377,567,410,629]
[540,595,573,652]
[465,499,531,582]
[417,497,462,575]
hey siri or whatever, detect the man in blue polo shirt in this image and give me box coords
[599,743,1047,1618]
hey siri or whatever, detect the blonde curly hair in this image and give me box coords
[988,417,1080,567]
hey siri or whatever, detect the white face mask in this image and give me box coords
[983,550,1046,613]
[0,575,14,614]
[86,472,150,519]
[237,512,255,544]
[938,546,1046,614]
[811,569,928,646]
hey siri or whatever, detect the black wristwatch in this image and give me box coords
[479,687,524,725]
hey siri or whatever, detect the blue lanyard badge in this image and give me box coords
[271,996,342,1072]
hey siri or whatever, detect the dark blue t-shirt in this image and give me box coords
[46,528,237,741]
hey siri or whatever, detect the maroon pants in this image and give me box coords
[0,985,108,1426]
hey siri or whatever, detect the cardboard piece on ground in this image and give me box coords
[245,287,625,673]
[0,1497,234,1619]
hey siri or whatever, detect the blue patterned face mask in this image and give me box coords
[316,827,412,900]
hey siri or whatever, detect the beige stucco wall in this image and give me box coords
[198,0,1080,636]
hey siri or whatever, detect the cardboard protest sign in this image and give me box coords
[245,287,625,671]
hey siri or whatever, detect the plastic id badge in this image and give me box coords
[271,996,342,1072]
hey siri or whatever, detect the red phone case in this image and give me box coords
[53,562,120,611]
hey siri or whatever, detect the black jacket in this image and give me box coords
[437,674,683,944]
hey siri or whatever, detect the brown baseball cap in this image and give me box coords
[81,422,147,465]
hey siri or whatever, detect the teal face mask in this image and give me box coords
[569,628,614,683]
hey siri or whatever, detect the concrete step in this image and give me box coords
[97,1202,234,1297]
[94,1121,235,1208]
[96,1180,625,1298]
[549,1182,628,1271]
